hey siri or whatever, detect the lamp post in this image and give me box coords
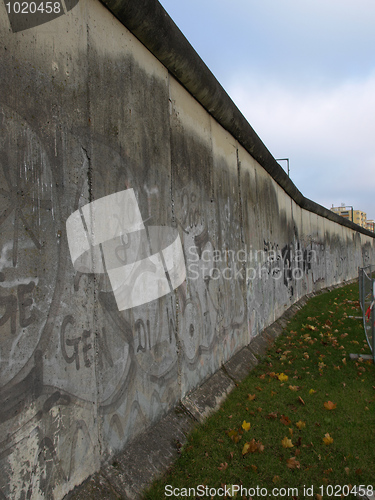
[276,158,290,177]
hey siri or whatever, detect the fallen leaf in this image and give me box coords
[324,401,337,410]
[309,389,317,395]
[267,411,278,420]
[355,468,363,476]
[242,439,264,455]
[242,420,251,432]
[255,386,263,391]
[282,436,294,448]
[296,420,306,430]
[278,373,289,382]
[271,390,277,396]
[259,374,266,379]
[316,495,323,500]
[242,439,258,455]
[344,467,350,475]
[226,429,242,443]
[280,415,291,426]
[289,427,293,436]
[218,462,228,471]
[324,468,333,474]
[323,433,334,445]
[289,385,299,391]
[247,394,256,401]
[272,475,280,483]
[286,457,300,469]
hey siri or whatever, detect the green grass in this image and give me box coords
[143,283,375,499]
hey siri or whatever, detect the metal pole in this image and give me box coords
[276,158,290,177]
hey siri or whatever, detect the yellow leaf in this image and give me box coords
[242,420,251,431]
[323,433,334,445]
[309,389,316,395]
[242,442,251,455]
[278,373,288,382]
[247,393,256,401]
[324,401,337,410]
[281,436,294,448]
[296,420,306,430]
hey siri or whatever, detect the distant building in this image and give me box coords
[353,210,367,228]
[365,220,375,232]
[331,205,354,222]
[331,204,369,229]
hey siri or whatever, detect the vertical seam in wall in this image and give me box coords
[236,145,248,343]
[167,71,182,402]
[84,12,101,466]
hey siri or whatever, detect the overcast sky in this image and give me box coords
[158,0,375,220]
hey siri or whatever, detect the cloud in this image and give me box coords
[227,72,375,216]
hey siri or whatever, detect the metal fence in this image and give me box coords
[359,265,375,362]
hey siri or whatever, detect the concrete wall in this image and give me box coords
[0,1,374,498]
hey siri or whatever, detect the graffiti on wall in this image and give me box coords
[0,102,371,499]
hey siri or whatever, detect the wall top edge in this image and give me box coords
[99,0,374,239]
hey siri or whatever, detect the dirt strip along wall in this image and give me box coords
[0,1,374,498]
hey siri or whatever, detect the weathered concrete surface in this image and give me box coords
[0,0,374,499]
